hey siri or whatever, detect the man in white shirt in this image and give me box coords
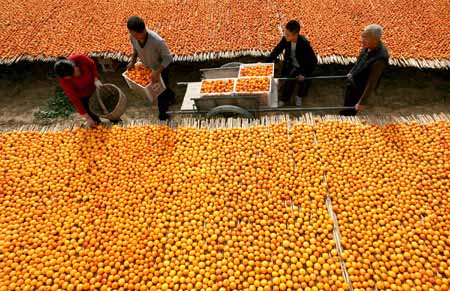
[290,42,300,69]
[127,16,176,120]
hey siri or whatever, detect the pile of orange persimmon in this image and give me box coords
[239,65,273,77]
[315,120,450,291]
[2,1,450,62]
[201,79,235,94]
[126,64,152,86]
[0,119,449,291]
[236,77,270,92]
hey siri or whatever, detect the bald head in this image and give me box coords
[363,24,383,40]
[361,24,383,50]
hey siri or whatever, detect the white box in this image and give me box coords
[200,78,237,97]
[234,77,273,106]
[122,64,166,103]
[238,63,274,78]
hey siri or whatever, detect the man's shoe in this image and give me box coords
[159,113,170,121]
[295,96,303,107]
[169,95,177,106]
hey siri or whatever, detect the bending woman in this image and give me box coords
[54,55,103,127]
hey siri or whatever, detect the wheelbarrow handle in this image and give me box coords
[277,75,348,81]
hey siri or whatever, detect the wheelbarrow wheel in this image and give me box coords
[206,105,253,119]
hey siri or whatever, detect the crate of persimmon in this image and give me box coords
[122,63,166,102]
[200,78,236,97]
[238,63,274,78]
[235,77,272,105]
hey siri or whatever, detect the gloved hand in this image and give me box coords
[94,79,103,89]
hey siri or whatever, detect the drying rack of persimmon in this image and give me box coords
[1,0,450,69]
[175,62,353,118]
[1,113,450,291]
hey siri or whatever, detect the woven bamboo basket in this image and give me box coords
[90,84,127,120]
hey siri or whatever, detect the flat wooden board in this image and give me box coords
[181,82,202,111]
[201,67,240,79]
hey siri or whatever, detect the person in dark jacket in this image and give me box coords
[340,24,389,116]
[267,20,318,107]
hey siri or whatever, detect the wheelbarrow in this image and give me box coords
[171,63,354,118]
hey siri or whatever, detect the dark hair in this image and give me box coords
[286,20,301,34]
[127,16,146,33]
[54,58,75,78]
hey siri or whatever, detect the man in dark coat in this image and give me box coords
[340,24,389,116]
[267,20,318,107]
